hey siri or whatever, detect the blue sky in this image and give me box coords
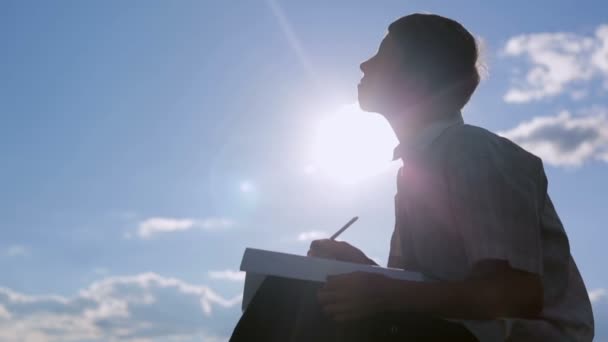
[1,0,607,341]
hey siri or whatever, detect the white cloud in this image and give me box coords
[137,217,234,239]
[208,270,246,282]
[589,288,607,303]
[593,25,608,73]
[0,304,10,319]
[138,218,196,238]
[0,273,240,341]
[5,245,28,257]
[503,24,608,103]
[498,108,608,167]
[297,230,327,241]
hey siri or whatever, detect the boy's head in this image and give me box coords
[358,13,480,119]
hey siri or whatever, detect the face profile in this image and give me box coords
[358,14,481,120]
[358,34,408,115]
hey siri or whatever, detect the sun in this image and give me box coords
[308,103,399,184]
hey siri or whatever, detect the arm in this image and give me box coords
[319,154,547,322]
[383,260,543,319]
[317,260,543,322]
[427,152,545,319]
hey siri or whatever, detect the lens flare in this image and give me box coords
[309,104,398,184]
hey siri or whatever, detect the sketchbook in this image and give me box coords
[239,247,423,311]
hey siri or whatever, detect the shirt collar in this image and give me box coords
[392,112,464,161]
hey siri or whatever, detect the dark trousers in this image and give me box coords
[230,276,479,342]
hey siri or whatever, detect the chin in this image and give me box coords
[358,83,390,115]
[357,92,378,113]
[357,87,373,112]
[357,99,369,112]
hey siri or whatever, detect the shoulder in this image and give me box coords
[436,124,543,168]
[433,124,545,188]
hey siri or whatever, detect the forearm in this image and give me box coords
[383,279,494,319]
[382,274,542,320]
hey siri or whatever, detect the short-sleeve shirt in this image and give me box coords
[387,113,594,341]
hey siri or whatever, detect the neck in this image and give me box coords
[384,106,450,145]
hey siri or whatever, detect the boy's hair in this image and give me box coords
[388,14,480,110]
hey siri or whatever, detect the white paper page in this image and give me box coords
[240,248,424,311]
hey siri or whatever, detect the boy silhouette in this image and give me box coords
[231,13,594,342]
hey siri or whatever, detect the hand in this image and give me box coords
[307,239,376,265]
[317,271,394,322]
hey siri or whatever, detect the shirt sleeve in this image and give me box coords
[387,226,403,268]
[446,153,544,275]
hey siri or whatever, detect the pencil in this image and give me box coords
[329,216,359,240]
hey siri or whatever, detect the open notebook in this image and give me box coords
[239,248,423,311]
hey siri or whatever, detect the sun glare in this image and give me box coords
[309,104,398,184]
[240,181,255,193]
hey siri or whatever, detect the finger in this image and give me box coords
[308,248,329,257]
[309,239,336,258]
[309,239,331,251]
[310,249,335,259]
[336,240,353,249]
